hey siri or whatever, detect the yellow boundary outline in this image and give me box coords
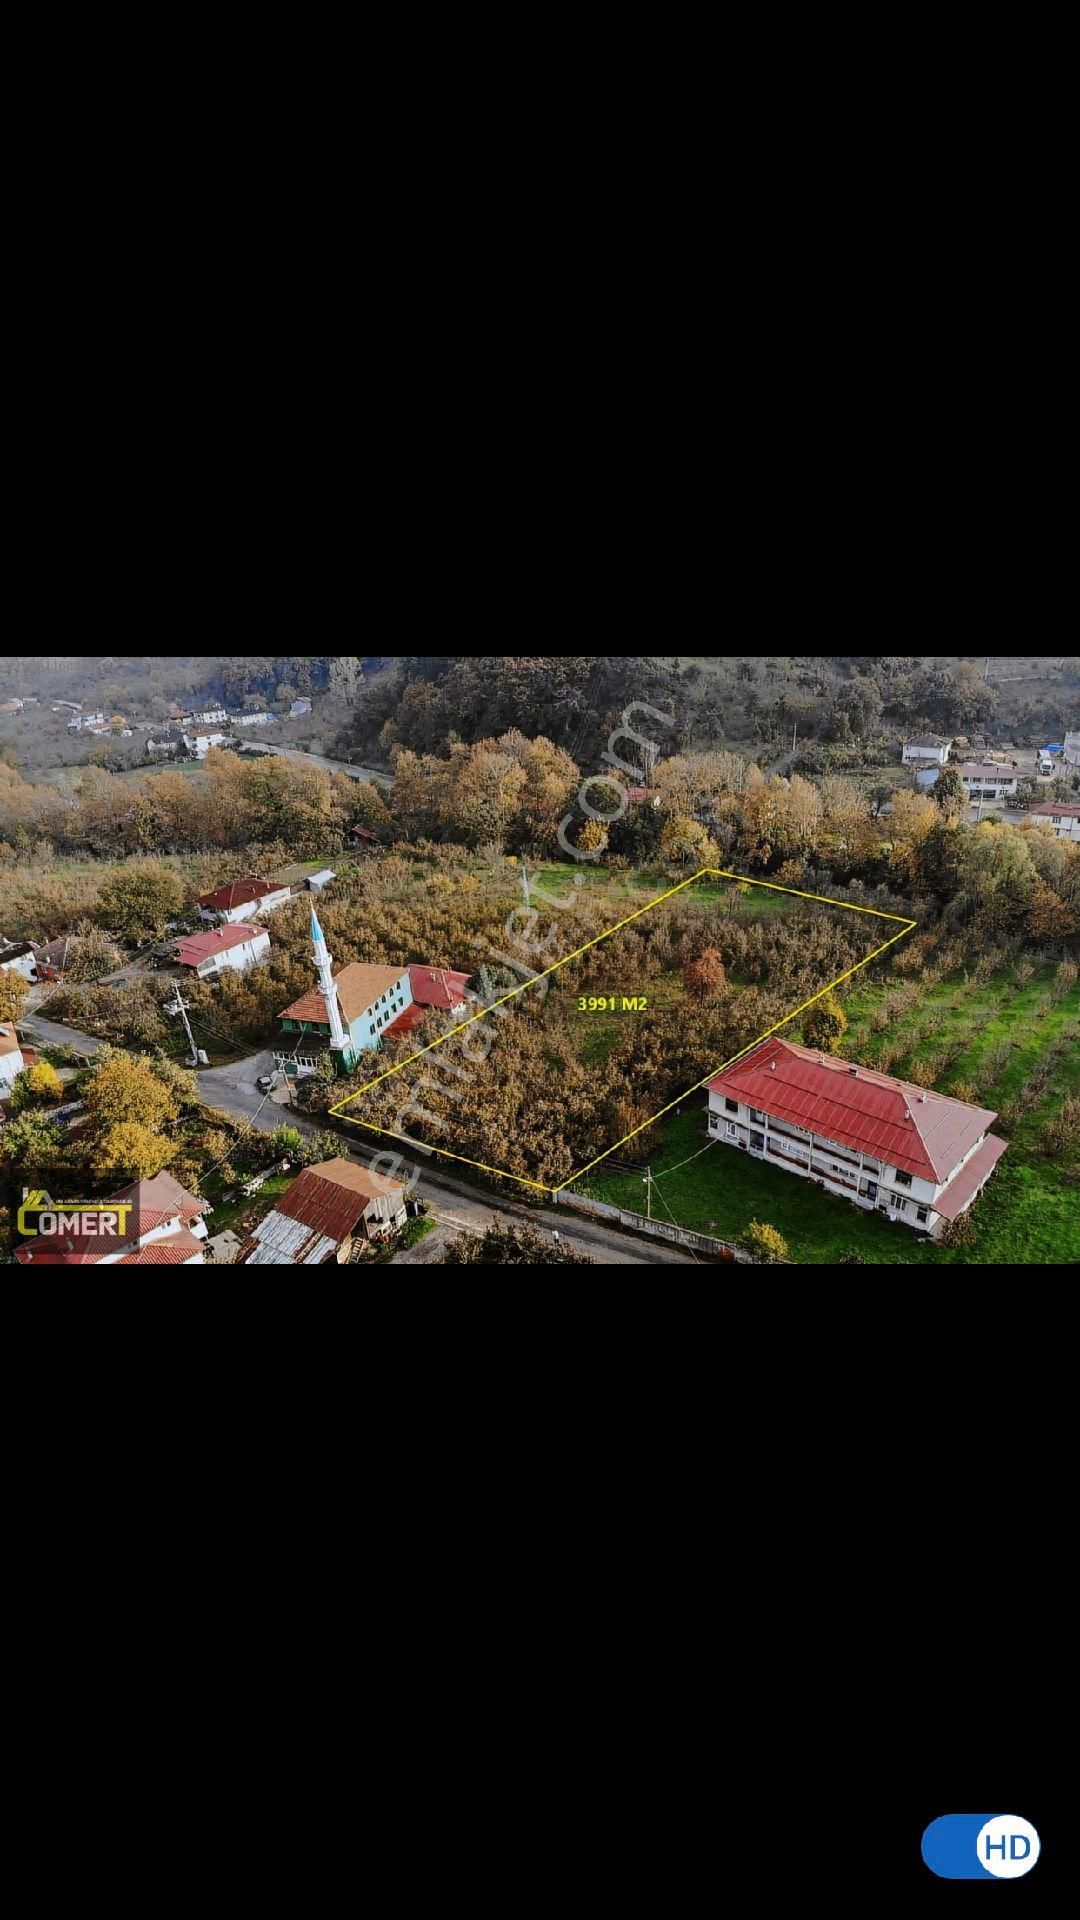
[329,868,917,1195]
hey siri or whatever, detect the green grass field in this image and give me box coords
[576,956,1080,1265]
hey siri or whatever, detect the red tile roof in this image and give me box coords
[408,965,471,1010]
[14,1172,208,1263]
[962,763,1017,780]
[173,923,267,967]
[198,874,283,911]
[707,1039,997,1183]
[280,962,406,1029]
[116,1230,206,1265]
[1028,800,1080,818]
[931,1135,1009,1221]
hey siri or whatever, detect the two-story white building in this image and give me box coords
[183,730,232,759]
[706,1038,1007,1237]
[901,736,953,766]
[1063,731,1080,769]
[961,762,1018,802]
[1027,800,1080,843]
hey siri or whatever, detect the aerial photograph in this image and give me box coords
[2,652,1077,1267]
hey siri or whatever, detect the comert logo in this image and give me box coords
[922,1813,1040,1880]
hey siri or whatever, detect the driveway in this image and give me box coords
[198,1051,302,1125]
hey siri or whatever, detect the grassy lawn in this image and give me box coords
[199,1172,292,1239]
[577,1104,1079,1265]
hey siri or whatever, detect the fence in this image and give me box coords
[555,1188,755,1261]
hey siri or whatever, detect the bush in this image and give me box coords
[744,1220,789,1263]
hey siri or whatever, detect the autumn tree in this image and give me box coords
[0,970,30,1022]
[84,1054,181,1133]
[9,1061,64,1111]
[681,947,727,1004]
[96,1121,174,1181]
[802,992,848,1054]
[659,815,719,870]
[0,1110,63,1173]
[96,860,187,940]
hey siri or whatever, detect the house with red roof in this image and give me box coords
[197,873,291,923]
[170,923,271,978]
[706,1038,1008,1236]
[14,1171,210,1266]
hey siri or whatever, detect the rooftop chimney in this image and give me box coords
[848,1065,858,1075]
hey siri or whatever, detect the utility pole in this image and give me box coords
[521,858,531,909]
[984,656,990,681]
[792,722,798,754]
[642,1167,652,1219]
[164,984,201,1067]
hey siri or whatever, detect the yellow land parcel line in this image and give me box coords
[330,869,917,1195]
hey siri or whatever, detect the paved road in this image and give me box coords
[18,1020,700,1263]
[18,1014,104,1057]
[241,742,393,789]
[198,1052,699,1264]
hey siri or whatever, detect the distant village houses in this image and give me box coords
[228,710,276,727]
[706,1038,1007,1238]
[288,698,312,718]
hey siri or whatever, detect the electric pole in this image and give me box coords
[521,858,531,909]
[642,1167,652,1219]
[165,984,201,1067]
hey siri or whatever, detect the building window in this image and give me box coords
[750,1130,764,1151]
[750,1108,765,1124]
[892,1196,907,1213]
[725,1097,738,1114]
[916,1206,929,1223]
[895,1170,912,1188]
[726,1122,737,1138]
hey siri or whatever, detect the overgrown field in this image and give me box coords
[577,942,1080,1265]
[328,868,901,1190]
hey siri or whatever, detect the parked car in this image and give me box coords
[256,1073,276,1093]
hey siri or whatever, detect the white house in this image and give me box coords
[0,941,38,982]
[197,874,291,923]
[183,730,232,759]
[146,731,186,756]
[902,736,953,766]
[228,711,276,727]
[1027,800,1080,843]
[961,762,1018,801]
[1063,731,1080,768]
[706,1038,1008,1238]
[171,923,271,978]
[182,708,228,727]
[15,1170,210,1266]
[238,1159,408,1263]
[288,698,312,718]
[0,1021,29,1090]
